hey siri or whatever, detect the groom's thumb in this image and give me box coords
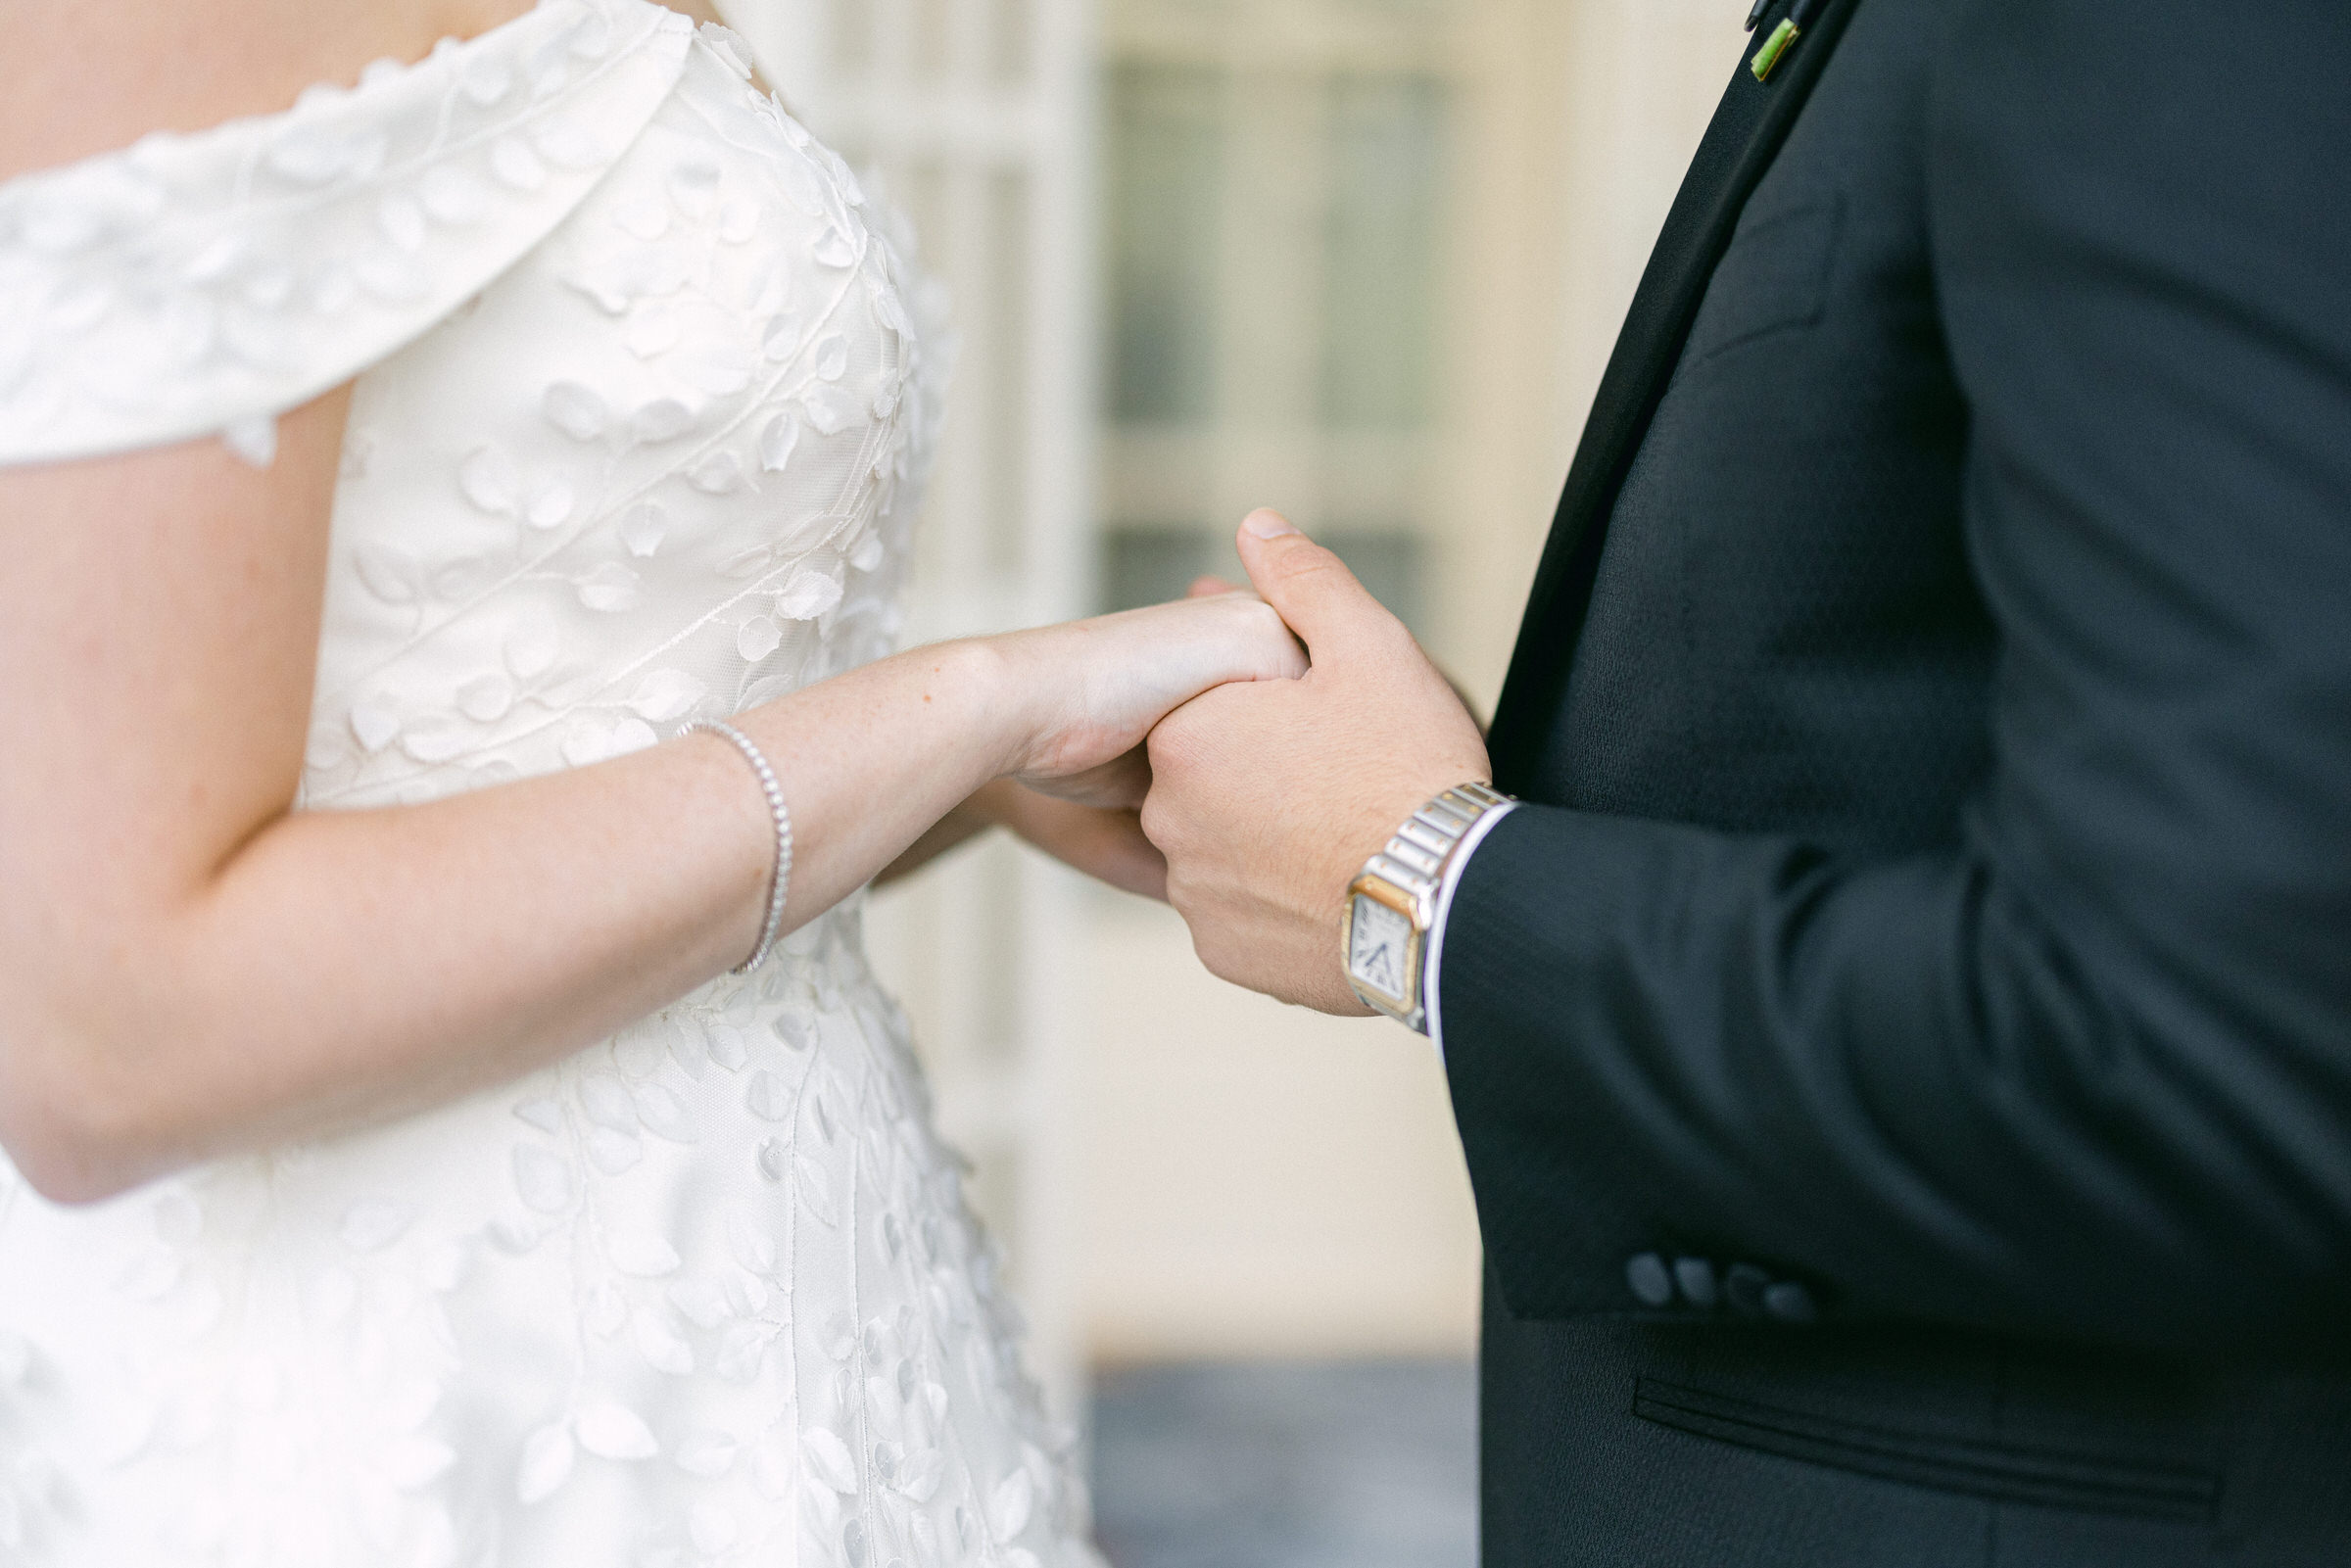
[1234,510,1386,658]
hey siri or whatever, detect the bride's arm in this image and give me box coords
[0,393,1299,1206]
[0,0,542,184]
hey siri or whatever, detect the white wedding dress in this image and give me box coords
[0,4,1098,1564]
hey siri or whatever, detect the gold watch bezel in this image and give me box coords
[1344,871,1426,1019]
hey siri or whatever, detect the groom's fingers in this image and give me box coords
[1020,745,1153,810]
[1006,793,1170,902]
[1185,574,1242,599]
[1234,510,1393,659]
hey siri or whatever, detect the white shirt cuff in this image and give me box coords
[1423,800,1517,1066]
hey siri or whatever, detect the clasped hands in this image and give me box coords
[975,508,1492,1018]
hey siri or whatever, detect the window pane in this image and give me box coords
[1319,525,1425,636]
[1108,65,1224,424]
[1103,525,1217,614]
[1320,74,1446,429]
[987,168,1032,573]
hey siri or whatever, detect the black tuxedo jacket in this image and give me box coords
[1441,1,2351,1562]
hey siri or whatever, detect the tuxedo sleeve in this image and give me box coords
[1441,0,2351,1354]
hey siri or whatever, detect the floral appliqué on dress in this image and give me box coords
[0,4,1091,1564]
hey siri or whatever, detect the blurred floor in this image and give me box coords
[1090,1359,1477,1568]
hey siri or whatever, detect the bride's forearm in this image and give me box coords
[18,640,1028,1203]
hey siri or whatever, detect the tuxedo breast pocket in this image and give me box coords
[1631,1377,2221,1524]
[1681,193,1847,366]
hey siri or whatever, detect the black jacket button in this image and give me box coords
[1725,1263,1770,1315]
[1626,1253,1674,1307]
[1672,1258,1719,1308]
[1763,1281,1819,1324]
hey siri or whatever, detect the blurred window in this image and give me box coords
[1107,525,1424,634]
[1101,14,1455,640]
[1321,73,1445,430]
[1109,65,1226,424]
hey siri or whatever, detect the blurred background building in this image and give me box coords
[719,1,1742,1559]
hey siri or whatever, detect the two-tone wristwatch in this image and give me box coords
[1342,782,1513,1033]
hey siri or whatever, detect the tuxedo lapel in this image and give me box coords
[1486,0,1864,793]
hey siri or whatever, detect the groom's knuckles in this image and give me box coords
[1160,675,1263,760]
[1135,781,1177,851]
[1235,597,1309,678]
[1143,701,1205,777]
[1136,752,1204,856]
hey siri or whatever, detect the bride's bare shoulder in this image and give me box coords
[0,0,537,183]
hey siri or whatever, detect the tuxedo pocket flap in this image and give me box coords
[1681,194,1846,365]
[1632,1377,2219,1523]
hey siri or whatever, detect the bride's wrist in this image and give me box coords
[970,624,1083,781]
[920,634,1064,784]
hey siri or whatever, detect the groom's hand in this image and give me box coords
[1143,511,1492,1015]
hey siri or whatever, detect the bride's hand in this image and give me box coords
[996,592,1306,805]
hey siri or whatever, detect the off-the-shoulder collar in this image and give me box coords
[0,0,696,466]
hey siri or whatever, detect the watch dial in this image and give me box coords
[1349,895,1413,1001]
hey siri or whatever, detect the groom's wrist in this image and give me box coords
[1420,794,1518,1060]
[1341,780,1515,1034]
